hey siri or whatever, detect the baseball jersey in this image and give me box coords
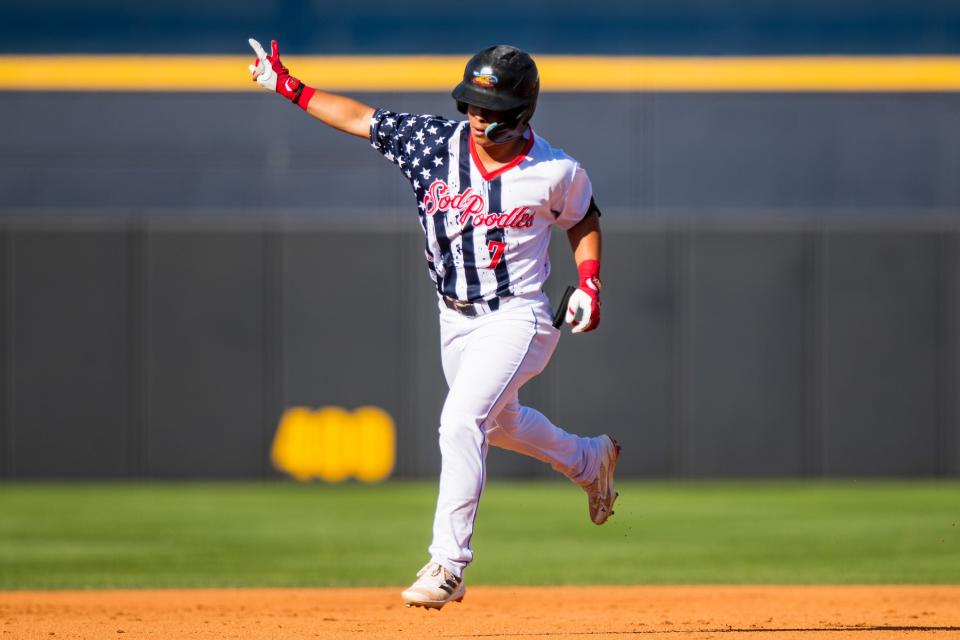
[369,109,594,303]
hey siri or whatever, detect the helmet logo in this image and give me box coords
[471,66,498,88]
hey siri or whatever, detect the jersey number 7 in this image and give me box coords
[487,241,506,269]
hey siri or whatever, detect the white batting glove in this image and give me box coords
[247,38,314,108]
[565,287,599,334]
[565,261,602,334]
[248,38,277,91]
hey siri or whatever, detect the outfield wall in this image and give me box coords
[1,90,958,478]
[2,92,958,214]
[0,222,957,479]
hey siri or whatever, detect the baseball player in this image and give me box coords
[249,39,620,609]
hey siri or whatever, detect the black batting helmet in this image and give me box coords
[451,45,540,143]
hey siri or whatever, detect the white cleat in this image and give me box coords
[401,562,465,610]
[584,435,620,525]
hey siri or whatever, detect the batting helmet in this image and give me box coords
[451,45,540,144]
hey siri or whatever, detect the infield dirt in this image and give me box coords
[2,586,959,639]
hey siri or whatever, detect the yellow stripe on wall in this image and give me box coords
[3,55,960,92]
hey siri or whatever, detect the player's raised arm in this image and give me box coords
[248,38,374,139]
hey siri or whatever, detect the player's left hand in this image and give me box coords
[566,261,601,333]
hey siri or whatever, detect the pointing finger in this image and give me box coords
[248,38,268,62]
[271,39,280,60]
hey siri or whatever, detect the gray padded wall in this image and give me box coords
[821,233,941,475]
[6,231,130,477]
[952,231,960,476]
[2,88,959,478]
[634,93,960,211]
[2,92,958,215]
[686,233,807,476]
[2,224,958,478]
[145,230,268,477]
[280,231,402,409]
[0,231,8,477]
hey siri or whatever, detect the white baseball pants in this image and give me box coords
[428,291,605,578]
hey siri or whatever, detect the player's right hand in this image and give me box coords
[248,38,278,91]
[248,37,306,103]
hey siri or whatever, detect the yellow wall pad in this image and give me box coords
[3,55,960,92]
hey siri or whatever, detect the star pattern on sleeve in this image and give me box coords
[369,111,463,209]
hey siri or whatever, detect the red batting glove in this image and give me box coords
[565,259,601,333]
[248,38,315,110]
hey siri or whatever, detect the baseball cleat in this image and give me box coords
[401,562,465,610]
[584,435,620,525]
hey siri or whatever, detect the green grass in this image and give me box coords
[0,480,957,589]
